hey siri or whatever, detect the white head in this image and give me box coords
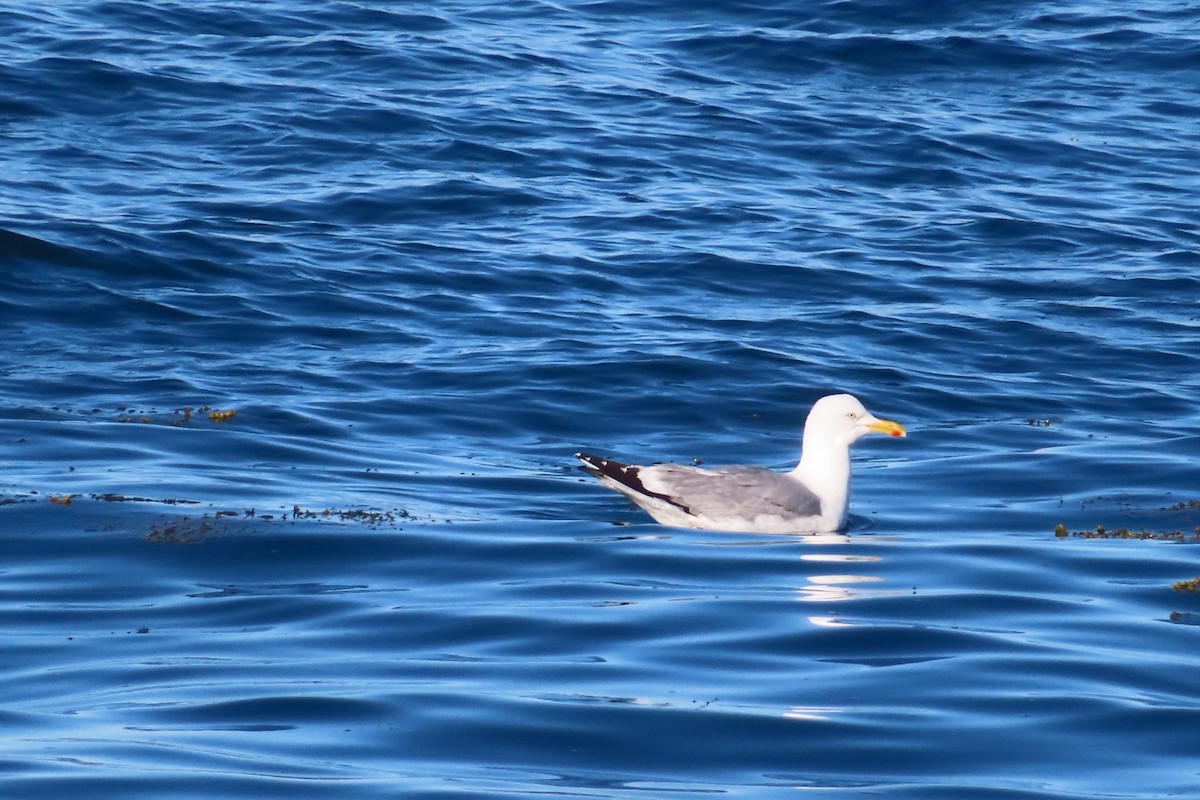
[805,393,906,447]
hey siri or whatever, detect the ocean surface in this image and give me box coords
[2,1,1199,797]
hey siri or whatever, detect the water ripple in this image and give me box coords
[2,0,1200,797]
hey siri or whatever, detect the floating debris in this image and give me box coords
[143,503,414,544]
[1054,523,1200,543]
[0,496,35,506]
[1166,499,1200,512]
[288,505,410,528]
[90,493,201,505]
[1,489,415,542]
[1173,577,1200,592]
[109,404,237,426]
[146,515,225,545]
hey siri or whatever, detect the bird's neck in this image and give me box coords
[792,434,852,526]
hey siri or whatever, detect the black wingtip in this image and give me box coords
[575,452,606,477]
[573,453,692,514]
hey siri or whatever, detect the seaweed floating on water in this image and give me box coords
[144,504,413,543]
[111,405,237,426]
[90,493,201,505]
[288,505,410,529]
[1056,521,1200,595]
[1053,523,1200,543]
[146,515,226,545]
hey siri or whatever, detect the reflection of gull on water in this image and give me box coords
[800,573,888,604]
[577,393,906,533]
[797,551,889,604]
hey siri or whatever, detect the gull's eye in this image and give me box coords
[847,412,858,420]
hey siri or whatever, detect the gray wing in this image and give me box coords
[645,465,822,519]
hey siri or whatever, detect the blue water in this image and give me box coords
[2,1,1200,797]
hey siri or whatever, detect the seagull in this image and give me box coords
[576,393,905,533]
